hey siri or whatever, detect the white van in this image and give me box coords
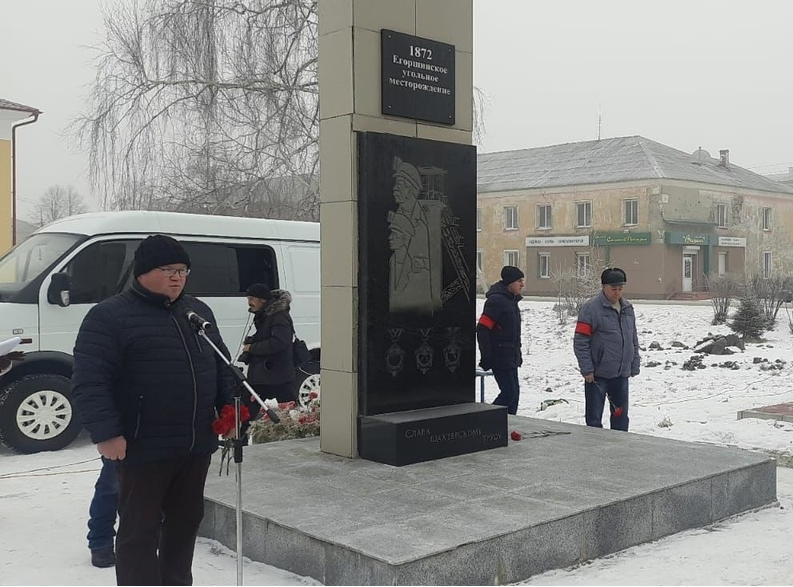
[0,211,321,453]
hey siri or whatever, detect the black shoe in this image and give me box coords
[91,546,115,568]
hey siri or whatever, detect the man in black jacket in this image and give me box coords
[476,266,525,415]
[72,235,236,586]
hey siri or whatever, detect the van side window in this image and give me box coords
[65,240,139,304]
[182,243,278,296]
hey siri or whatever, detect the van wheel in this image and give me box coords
[0,374,81,454]
[294,361,320,406]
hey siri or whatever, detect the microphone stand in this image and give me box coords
[190,323,278,587]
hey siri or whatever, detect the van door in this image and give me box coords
[38,239,139,354]
[283,243,321,347]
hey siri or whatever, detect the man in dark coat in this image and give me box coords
[240,283,297,409]
[476,266,525,415]
[72,235,236,586]
[573,267,641,431]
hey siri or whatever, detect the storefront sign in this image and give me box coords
[717,236,746,248]
[381,29,455,125]
[593,232,651,246]
[525,235,590,247]
[665,232,710,246]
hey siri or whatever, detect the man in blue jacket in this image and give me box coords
[477,266,525,415]
[72,235,236,585]
[573,268,641,431]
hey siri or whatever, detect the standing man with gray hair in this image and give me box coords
[573,268,640,431]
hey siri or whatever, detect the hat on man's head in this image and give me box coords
[601,267,627,286]
[500,265,525,285]
[246,283,272,300]
[133,235,191,278]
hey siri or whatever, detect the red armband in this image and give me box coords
[574,321,593,336]
[478,314,497,330]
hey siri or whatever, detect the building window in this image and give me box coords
[763,251,772,279]
[503,250,519,269]
[537,204,552,230]
[538,253,550,279]
[476,209,482,232]
[576,201,592,228]
[503,206,519,231]
[762,207,772,231]
[576,252,591,278]
[718,252,728,276]
[476,250,483,272]
[716,204,727,228]
[624,199,638,226]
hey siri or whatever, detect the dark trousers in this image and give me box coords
[115,454,212,586]
[491,368,520,415]
[585,376,630,431]
[87,457,119,551]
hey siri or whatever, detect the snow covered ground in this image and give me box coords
[1,300,792,585]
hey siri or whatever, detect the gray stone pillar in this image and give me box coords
[318,0,473,457]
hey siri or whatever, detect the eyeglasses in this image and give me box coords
[157,267,191,277]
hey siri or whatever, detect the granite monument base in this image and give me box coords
[201,416,778,585]
[358,402,507,466]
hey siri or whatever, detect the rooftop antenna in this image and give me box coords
[597,103,602,141]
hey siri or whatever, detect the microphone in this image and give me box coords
[185,309,212,330]
[265,407,281,424]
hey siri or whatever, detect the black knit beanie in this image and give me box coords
[133,235,191,278]
[500,265,525,285]
[246,283,272,300]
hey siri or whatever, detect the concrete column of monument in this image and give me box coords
[319,0,484,460]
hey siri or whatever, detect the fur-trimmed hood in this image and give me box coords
[259,289,292,316]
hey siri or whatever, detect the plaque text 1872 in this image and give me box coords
[381,29,455,125]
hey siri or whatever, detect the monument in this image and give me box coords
[318,0,506,464]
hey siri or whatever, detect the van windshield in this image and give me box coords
[0,233,83,300]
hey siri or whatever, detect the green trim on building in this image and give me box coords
[594,232,651,246]
[665,232,710,245]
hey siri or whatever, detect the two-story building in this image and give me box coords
[477,136,793,299]
[0,98,41,254]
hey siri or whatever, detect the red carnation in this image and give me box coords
[613,406,624,418]
[510,430,522,441]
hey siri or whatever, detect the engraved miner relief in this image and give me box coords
[414,328,435,374]
[385,328,406,378]
[388,157,470,314]
[389,157,442,313]
[443,327,462,373]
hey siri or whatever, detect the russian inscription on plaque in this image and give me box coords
[381,29,455,125]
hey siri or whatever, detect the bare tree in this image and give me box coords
[74,0,319,219]
[745,274,788,328]
[30,185,88,227]
[74,0,486,222]
[552,247,606,320]
[705,271,741,325]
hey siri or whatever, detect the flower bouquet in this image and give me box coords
[248,392,320,444]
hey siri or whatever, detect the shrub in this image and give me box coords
[729,294,766,340]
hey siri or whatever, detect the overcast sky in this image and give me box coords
[2,0,792,219]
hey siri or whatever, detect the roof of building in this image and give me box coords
[478,135,793,195]
[0,98,41,114]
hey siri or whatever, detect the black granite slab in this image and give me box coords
[359,403,508,466]
[357,132,477,416]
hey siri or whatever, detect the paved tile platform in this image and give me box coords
[738,402,793,423]
[200,416,777,585]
